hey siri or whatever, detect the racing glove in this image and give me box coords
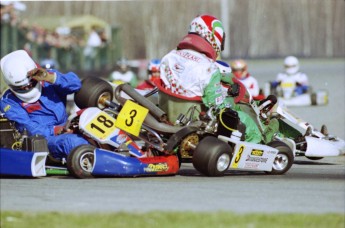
[271,81,281,88]
[227,83,240,97]
[27,68,56,84]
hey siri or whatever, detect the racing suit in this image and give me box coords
[273,72,309,95]
[0,70,89,161]
[238,73,260,98]
[160,34,269,143]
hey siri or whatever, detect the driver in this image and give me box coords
[159,14,277,143]
[272,56,309,95]
[230,59,260,98]
[0,50,89,162]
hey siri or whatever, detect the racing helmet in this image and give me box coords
[284,56,299,75]
[188,14,225,57]
[216,60,232,84]
[1,50,42,103]
[117,57,129,71]
[230,59,248,80]
[147,59,161,80]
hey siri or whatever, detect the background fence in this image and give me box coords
[1,0,344,74]
[20,0,345,59]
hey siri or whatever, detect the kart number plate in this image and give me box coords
[85,112,117,140]
[115,100,149,137]
[231,145,245,168]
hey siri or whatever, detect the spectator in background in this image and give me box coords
[0,50,89,162]
[1,0,26,25]
[136,59,161,90]
[109,57,138,87]
[230,59,261,99]
[83,26,102,71]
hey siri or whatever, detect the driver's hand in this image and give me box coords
[54,126,73,135]
[227,83,240,97]
[27,68,56,84]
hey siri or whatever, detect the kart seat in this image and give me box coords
[154,79,206,123]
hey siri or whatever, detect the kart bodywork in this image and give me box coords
[0,148,48,177]
[264,81,328,107]
[72,77,295,177]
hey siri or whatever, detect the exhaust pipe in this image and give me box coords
[115,84,167,122]
[114,84,183,134]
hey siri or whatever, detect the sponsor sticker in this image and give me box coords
[251,149,264,156]
[144,163,169,172]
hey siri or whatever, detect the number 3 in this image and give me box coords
[125,109,137,126]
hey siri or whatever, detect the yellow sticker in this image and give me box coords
[115,100,149,137]
[281,82,294,88]
[231,145,245,168]
[85,112,117,140]
[4,105,10,112]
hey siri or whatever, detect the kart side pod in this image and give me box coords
[305,136,344,157]
[0,148,48,177]
[91,148,180,177]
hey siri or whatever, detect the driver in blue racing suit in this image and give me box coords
[0,50,89,162]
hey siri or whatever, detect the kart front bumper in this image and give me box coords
[91,148,180,177]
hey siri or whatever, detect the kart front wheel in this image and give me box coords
[67,145,96,179]
[192,136,232,177]
[266,141,294,175]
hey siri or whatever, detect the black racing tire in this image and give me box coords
[266,141,294,175]
[306,156,323,160]
[74,77,113,109]
[67,144,96,179]
[311,93,317,105]
[192,136,232,177]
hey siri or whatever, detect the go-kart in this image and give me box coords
[0,115,49,177]
[226,79,344,160]
[263,80,328,107]
[72,77,295,177]
[271,105,345,159]
[0,102,180,178]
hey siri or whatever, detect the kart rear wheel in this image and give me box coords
[67,145,96,179]
[192,136,232,177]
[165,126,199,162]
[75,77,113,109]
[266,141,294,175]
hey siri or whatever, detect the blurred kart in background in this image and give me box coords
[263,80,328,107]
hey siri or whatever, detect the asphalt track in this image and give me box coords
[1,58,344,214]
[1,156,344,214]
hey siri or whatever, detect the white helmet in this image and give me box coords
[188,15,225,57]
[1,50,42,103]
[284,56,299,75]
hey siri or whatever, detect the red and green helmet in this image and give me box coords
[188,14,225,56]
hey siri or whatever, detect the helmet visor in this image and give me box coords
[9,79,38,94]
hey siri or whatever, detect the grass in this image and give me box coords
[1,211,344,228]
